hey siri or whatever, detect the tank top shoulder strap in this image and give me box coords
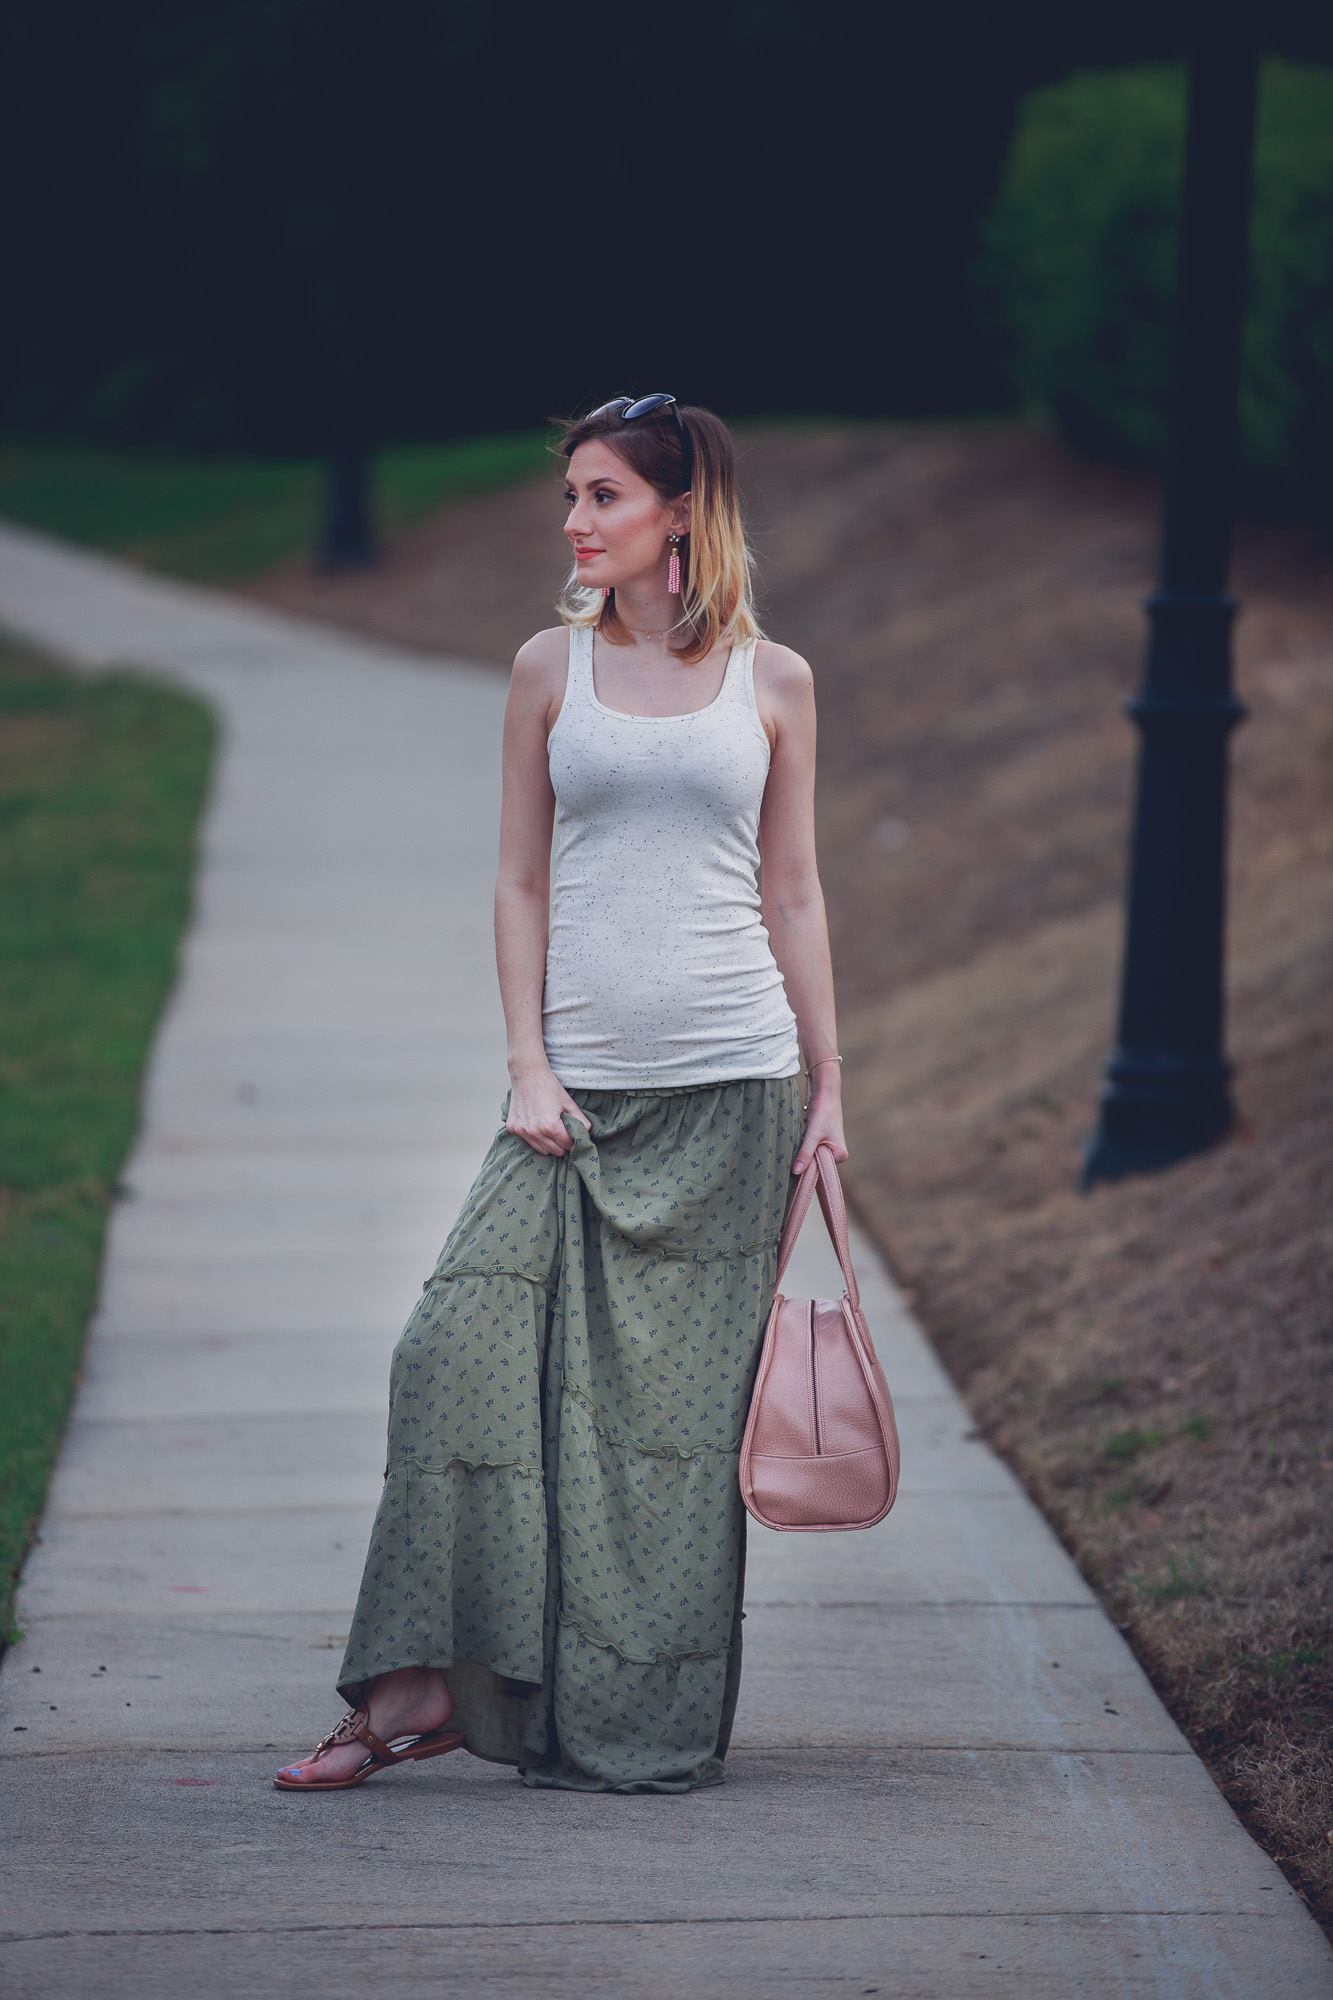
[548,625,593,749]
[722,636,767,744]
[714,636,748,701]
[567,622,594,697]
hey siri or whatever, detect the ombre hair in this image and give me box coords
[555,400,761,664]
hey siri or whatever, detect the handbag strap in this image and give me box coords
[773,1144,862,1314]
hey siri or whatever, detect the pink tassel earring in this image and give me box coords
[667,534,681,596]
[601,585,612,597]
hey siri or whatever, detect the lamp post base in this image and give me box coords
[1082,1052,1234,1188]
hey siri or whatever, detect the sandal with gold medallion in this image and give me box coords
[273,1705,465,1791]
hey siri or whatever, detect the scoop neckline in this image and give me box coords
[587,635,738,724]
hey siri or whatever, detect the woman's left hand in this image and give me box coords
[792,1073,848,1176]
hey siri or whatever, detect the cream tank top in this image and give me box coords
[542,626,801,1090]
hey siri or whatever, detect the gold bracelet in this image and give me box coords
[807,1055,843,1072]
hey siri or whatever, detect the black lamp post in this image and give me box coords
[1083,5,1260,1189]
[312,247,379,572]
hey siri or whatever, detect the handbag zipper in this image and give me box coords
[809,1303,822,1455]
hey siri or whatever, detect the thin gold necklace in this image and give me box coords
[620,616,691,643]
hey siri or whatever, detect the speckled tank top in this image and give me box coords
[542,625,801,1090]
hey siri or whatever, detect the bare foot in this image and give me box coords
[276,1666,452,1786]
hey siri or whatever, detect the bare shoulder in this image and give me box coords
[753,639,814,702]
[513,625,571,679]
[509,625,571,716]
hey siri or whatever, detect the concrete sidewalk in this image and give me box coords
[0,520,1328,1999]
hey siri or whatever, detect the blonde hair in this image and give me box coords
[555,401,761,664]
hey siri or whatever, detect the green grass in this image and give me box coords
[1104,1425,1167,1465]
[0,432,552,583]
[0,635,214,1638]
[1135,1554,1214,1607]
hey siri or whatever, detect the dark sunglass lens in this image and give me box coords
[588,397,632,420]
[621,393,676,422]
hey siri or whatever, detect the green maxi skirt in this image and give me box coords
[338,1076,803,1793]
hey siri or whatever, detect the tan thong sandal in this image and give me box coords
[273,1705,465,1791]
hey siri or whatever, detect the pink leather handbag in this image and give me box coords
[740,1145,901,1532]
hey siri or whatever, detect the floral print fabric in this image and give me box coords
[338,1076,802,1792]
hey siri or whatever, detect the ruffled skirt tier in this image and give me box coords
[338,1076,801,1792]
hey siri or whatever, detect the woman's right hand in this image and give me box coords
[506,1063,592,1156]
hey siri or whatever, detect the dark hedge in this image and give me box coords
[4,6,1332,455]
[980,60,1333,507]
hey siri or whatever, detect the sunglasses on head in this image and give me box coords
[589,392,680,424]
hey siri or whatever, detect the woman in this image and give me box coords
[275,395,846,1794]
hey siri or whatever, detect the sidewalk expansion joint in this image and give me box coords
[746,1599,1098,1611]
[0,1742,1198,1761]
[0,1908,1295,1947]
[48,1504,381,1522]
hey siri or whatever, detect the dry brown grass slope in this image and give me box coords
[252,421,1333,1925]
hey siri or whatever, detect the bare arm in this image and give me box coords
[495,631,590,1156]
[755,642,848,1175]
